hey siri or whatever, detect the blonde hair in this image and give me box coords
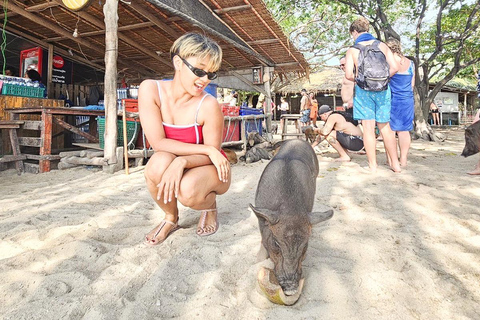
[349,17,370,34]
[170,32,222,72]
[386,38,403,56]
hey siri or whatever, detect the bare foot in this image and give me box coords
[467,167,480,175]
[361,165,377,174]
[335,157,351,162]
[390,165,402,173]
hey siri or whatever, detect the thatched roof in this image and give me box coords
[277,68,344,94]
[2,0,309,81]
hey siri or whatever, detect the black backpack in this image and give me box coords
[352,40,390,91]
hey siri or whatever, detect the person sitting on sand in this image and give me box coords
[311,105,364,162]
[138,32,231,245]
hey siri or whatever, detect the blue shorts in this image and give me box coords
[300,110,311,123]
[353,85,391,123]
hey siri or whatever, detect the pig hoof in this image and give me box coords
[257,267,304,306]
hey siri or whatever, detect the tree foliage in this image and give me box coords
[265,0,480,139]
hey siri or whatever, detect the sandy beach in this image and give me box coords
[1,127,479,320]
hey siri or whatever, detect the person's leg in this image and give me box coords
[361,119,377,171]
[144,152,180,244]
[434,113,440,125]
[378,122,401,172]
[397,131,411,167]
[178,164,231,235]
[467,158,480,175]
[326,131,350,161]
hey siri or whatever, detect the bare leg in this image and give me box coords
[326,131,350,161]
[467,158,480,175]
[144,152,180,244]
[397,131,411,167]
[378,122,401,173]
[360,119,378,172]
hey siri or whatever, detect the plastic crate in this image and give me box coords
[1,83,45,98]
[240,107,263,134]
[122,99,138,113]
[97,117,139,149]
[221,104,240,116]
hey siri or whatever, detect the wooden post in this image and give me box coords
[122,100,129,175]
[47,44,54,99]
[103,0,119,170]
[264,66,272,140]
[40,111,53,173]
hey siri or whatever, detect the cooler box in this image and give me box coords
[97,117,139,149]
[223,119,240,142]
[122,99,138,113]
[240,107,263,134]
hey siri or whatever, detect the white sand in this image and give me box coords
[1,127,480,320]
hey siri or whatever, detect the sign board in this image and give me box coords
[434,92,459,112]
[52,55,73,84]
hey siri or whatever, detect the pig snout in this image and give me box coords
[277,273,301,296]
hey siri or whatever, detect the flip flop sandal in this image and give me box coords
[145,219,179,245]
[196,208,218,237]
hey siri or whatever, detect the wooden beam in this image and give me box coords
[128,2,181,39]
[214,5,252,14]
[248,39,280,45]
[6,2,105,56]
[45,22,155,42]
[275,62,301,67]
[25,2,59,12]
[52,0,172,68]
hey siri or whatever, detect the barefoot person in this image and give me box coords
[344,17,401,173]
[311,105,364,162]
[138,32,231,245]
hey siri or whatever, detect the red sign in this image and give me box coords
[53,55,64,69]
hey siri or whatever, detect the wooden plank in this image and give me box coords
[127,149,154,158]
[52,117,99,142]
[24,162,39,174]
[0,124,21,129]
[0,155,27,163]
[22,121,42,130]
[72,142,102,150]
[18,137,42,147]
[25,154,61,161]
[0,120,25,125]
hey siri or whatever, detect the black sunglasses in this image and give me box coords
[178,55,218,80]
[340,64,345,67]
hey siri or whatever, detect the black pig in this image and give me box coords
[250,139,333,296]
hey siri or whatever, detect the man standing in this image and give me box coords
[340,56,355,115]
[344,17,400,173]
[311,105,364,162]
[299,89,311,127]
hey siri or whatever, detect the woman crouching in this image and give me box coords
[138,32,231,245]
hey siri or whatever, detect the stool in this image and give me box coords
[0,121,26,175]
[281,114,303,140]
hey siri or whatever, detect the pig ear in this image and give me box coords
[309,209,334,225]
[249,204,279,225]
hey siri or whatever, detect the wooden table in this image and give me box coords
[6,107,105,173]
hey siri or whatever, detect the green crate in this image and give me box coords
[1,83,45,98]
[97,117,139,149]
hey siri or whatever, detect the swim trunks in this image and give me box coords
[336,131,364,151]
[353,85,391,123]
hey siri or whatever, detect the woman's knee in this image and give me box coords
[144,152,174,183]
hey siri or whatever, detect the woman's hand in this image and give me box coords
[156,157,187,204]
[207,146,230,183]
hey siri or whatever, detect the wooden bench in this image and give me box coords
[0,120,26,175]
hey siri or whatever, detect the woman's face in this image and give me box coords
[175,55,214,96]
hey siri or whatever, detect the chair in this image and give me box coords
[0,120,26,175]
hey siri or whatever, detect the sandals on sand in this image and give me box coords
[197,206,219,237]
[144,219,179,246]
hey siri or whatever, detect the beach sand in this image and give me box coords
[1,127,479,319]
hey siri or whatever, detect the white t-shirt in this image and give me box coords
[229,97,237,107]
[280,101,289,111]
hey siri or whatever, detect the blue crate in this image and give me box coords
[240,107,263,133]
